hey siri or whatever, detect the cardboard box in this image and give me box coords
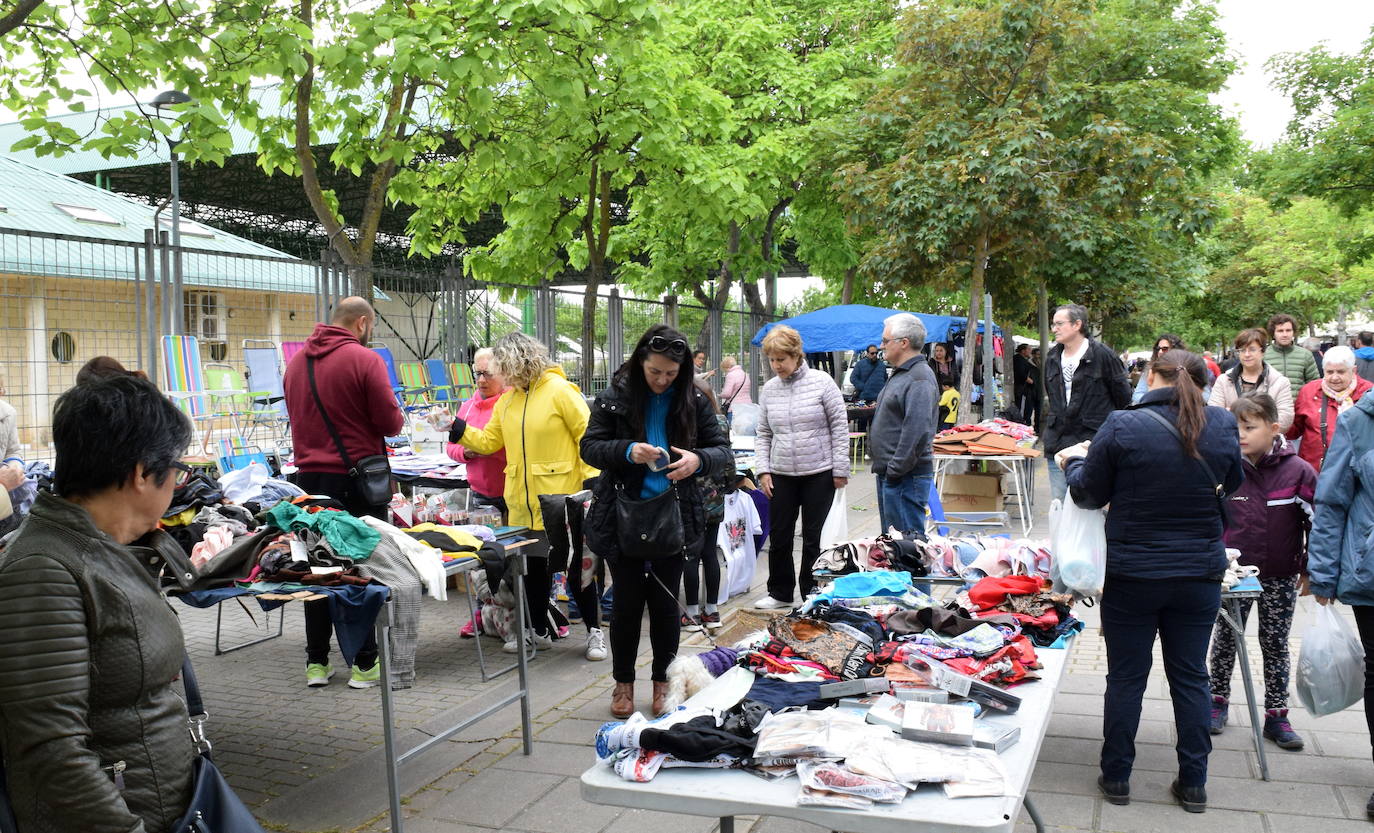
[940,473,1003,512]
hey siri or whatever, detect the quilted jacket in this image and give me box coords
[756,362,850,478]
[1207,361,1295,432]
[0,491,194,833]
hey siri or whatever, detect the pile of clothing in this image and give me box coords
[936,418,1037,443]
[594,569,1080,805]
[814,532,1053,583]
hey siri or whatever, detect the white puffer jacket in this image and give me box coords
[756,362,850,478]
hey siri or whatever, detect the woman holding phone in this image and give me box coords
[581,325,733,718]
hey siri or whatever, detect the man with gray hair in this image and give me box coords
[868,312,939,538]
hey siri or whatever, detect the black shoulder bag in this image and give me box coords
[172,656,269,833]
[307,357,393,507]
[614,481,684,560]
[1139,407,1229,524]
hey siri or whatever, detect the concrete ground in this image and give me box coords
[183,463,1374,833]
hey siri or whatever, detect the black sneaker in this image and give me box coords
[680,613,702,632]
[1262,708,1304,751]
[1208,695,1228,735]
[1097,775,1129,805]
[1365,791,1374,819]
[1170,780,1206,814]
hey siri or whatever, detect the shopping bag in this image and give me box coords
[819,487,849,551]
[1048,495,1106,598]
[1296,604,1366,717]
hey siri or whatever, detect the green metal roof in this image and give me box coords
[0,154,325,294]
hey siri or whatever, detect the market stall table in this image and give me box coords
[933,454,1036,535]
[1218,576,1269,781]
[580,642,1073,833]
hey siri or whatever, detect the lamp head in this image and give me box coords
[151,90,193,110]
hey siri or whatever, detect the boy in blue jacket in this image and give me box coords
[1208,393,1316,750]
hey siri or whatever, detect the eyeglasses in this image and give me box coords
[880,336,907,346]
[1237,345,1263,355]
[648,335,688,358]
[473,370,495,379]
[169,461,194,488]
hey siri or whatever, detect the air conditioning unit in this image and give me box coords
[184,291,227,345]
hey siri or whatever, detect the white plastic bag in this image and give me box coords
[1048,495,1106,597]
[1296,604,1365,717]
[218,461,269,504]
[820,487,849,550]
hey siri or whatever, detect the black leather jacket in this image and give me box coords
[1043,338,1133,456]
[0,492,194,833]
[580,381,733,560]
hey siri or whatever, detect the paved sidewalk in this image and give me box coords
[185,466,1374,833]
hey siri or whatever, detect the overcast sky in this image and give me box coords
[1212,0,1374,147]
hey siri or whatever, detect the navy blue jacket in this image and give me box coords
[850,356,888,402]
[1064,388,1244,581]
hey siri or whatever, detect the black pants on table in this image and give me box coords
[607,555,684,683]
[293,470,385,670]
[1100,576,1220,787]
[766,471,835,603]
[683,521,722,609]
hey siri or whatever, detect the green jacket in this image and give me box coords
[1264,342,1319,401]
[0,492,193,833]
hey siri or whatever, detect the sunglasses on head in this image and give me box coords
[648,335,688,358]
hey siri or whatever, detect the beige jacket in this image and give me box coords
[1207,362,1294,431]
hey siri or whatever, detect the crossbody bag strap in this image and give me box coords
[1138,407,1225,503]
[307,357,357,474]
[181,655,212,755]
[1320,393,1330,462]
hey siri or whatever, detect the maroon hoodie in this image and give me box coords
[283,324,404,473]
[1222,437,1318,578]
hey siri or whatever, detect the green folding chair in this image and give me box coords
[396,360,434,406]
[449,362,476,399]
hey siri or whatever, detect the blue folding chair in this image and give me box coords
[424,358,475,404]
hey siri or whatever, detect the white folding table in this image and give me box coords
[581,644,1073,833]
[933,454,1037,535]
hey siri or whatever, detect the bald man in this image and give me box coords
[282,296,404,689]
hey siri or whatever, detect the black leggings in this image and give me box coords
[766,471,835,603]
[522,532,602,637]
[294,470,384,669]
[608,556,684,683]
[683,521,722,609]
[1349,606,1374,762]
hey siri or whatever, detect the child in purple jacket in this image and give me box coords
[1208,393,1317,750]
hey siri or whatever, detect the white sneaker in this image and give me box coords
[502,631,555,653]
[752,595,792,611]
[585,627,608,661]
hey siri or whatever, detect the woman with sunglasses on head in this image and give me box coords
[0,375,201,833]
[581,325,733,718]
[445,332,605,660]
[752,324,850,611]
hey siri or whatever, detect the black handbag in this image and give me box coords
[0,747,16,833]
[614,483,684,560]
[306,357,393,507]
[172,656,268,833]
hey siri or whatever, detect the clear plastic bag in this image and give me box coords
[796,761,906,804]
[1296,604,1366,717]
[1049,495,1106,598]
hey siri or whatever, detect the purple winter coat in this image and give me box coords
[1223,438,1317,578]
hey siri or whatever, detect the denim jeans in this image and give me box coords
[876,472,933,540]
[1046,455,1067,501]
[1100,576,1221,787]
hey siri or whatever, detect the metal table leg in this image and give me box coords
[1218,597,1269,781]
[1024,795,1046,833]
[719,816,733,833]
[377,598,404,832]
[213,599,285,655]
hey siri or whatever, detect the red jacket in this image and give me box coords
[283,324,404,473]
[1287,377,1373,472]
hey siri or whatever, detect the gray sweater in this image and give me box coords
[869,354,939,479]
[756,362,850,478]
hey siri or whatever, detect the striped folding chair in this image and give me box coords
[371,345,428,414]
[449,362,476,399]
[161,335,219,453]
[396,360,434,406]
[281,340,307,366]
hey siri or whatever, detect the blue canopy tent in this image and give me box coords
[751,304,1000,352]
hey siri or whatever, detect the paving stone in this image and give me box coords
[1266,812,1374,833]
[1035,735,1252,780]
[1258,749,1373,786]
[1203,773,1345,817]
[1029,761,1108,797]
[601,807,722,833]
[505,777,623,833]
[429,769,563,828]
[1048,713,1174,746]
[1017,791,1095,829]
[747,816,831,833]
[536,717,607,745]
[1334,785,1374,820]
[381,819,502,833]
[1311,730,1374,760]
[492,740,598,777]
[1098,799,1261,833]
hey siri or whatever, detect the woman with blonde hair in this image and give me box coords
[752,324,849,610]
[445,332,605,660]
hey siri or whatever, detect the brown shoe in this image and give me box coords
[610,682,634,719]
[652,681,670,717]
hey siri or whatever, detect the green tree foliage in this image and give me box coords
[835,0,1236,415]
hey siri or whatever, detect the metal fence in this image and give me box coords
[0,227,774,461]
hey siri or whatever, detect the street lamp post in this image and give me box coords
[152,90,192,336]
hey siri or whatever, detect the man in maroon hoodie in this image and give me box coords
[283,296,404,688]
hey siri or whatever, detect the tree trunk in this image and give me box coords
[957,229,990,422]
[841,266,858,305]
[1037,279,1049,437]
